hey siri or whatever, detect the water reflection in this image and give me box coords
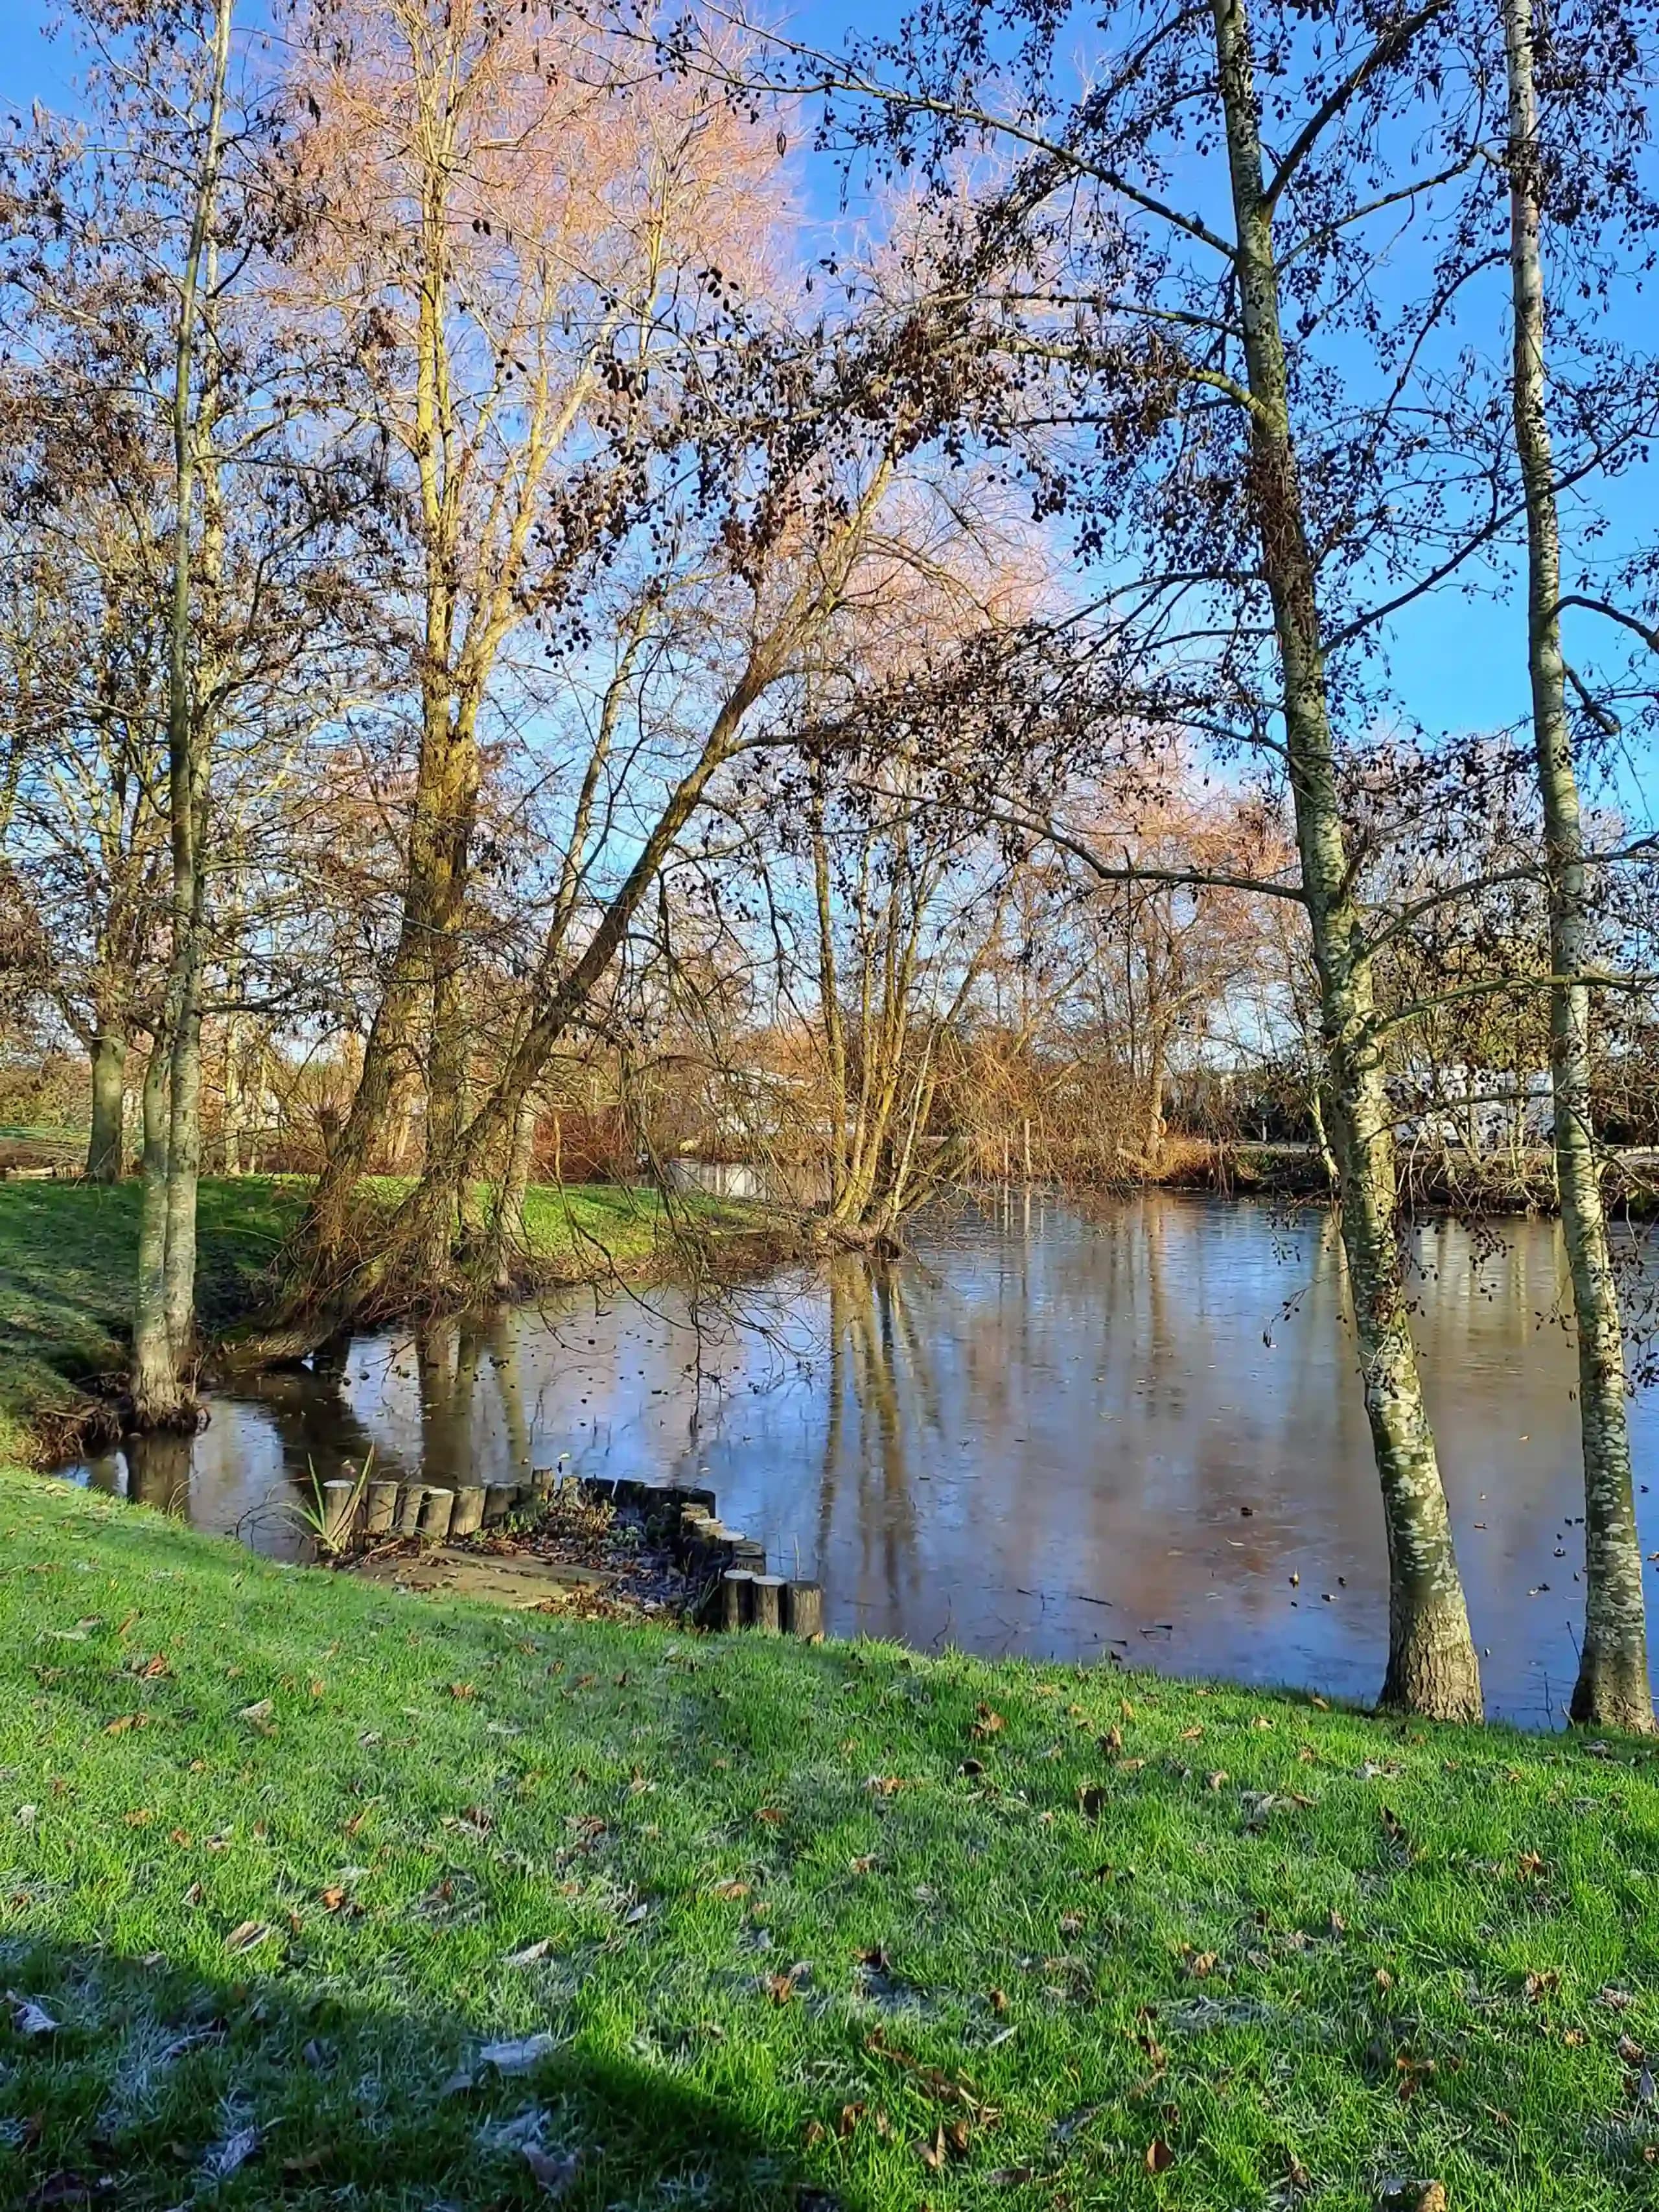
[62,1194,1658,1725]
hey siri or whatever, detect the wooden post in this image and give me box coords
[483,1482,517,1524]
[680,1511,718,1561]
[785,1581,824,1642]
[529,1467,555,1500]
[417,1487,455,1541]
[320,1480,358,1550]
[450,1485,485,1538]
[750,1574,785,1634]
[393,1484,426,1537]
[364,1480,400,1537]
[721,1570,755,1631]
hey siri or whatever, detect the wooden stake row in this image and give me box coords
[321,1469,557,1550]
[315,1469,824,1641]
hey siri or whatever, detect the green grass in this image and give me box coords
[0,1177,752,1464]
[1,1476,1658,2208]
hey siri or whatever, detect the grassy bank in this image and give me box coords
[0,1177,754,1465]
[1,1476,1657,2208]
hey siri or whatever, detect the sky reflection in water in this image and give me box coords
[75,1192,1659,1726]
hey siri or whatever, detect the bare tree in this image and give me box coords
[1501,0,1656,1729]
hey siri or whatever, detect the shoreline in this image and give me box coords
[10,1160,1654,1470]
[0,1176,792,1472]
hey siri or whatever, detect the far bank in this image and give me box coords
[0,1175,771,1468]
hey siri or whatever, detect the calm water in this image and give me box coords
[67,1193,1659,1725]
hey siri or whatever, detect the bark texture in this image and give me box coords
[85,1032,126,1182]
[128,0,231,1427]
[1211,0,1479,1717]
[1503,0,1653,1730]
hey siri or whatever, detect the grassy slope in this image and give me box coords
[1,1479,1657,2209]
[0,1177,743,1464]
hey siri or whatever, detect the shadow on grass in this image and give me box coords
[0,1934,834,2210]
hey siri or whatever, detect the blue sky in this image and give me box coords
[3,0,1653,823]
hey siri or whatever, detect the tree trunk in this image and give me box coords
[308,691,480,1259]
[1503,0,1653,1730]
[490,1090,537,1293]
[222,1009,247,1174]
[129,0,232,1430]
[132,1043,178,1421]
[86,1032,127,1182]
[1211,0,1479,1718]
[162,995,203,1364]
[1144,1042,1166,1174]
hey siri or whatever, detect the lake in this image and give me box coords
[66,1191,1659,1725]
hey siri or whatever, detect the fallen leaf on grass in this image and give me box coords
[988,2169,1036,2187]
[1599,1986,1635,2010]
[237,1698,275,1733]
[7,1992,58,2036]
[29,2170,95,2206]
[523,2145,580,2197]
[201,2124,261,2180]
[226,1921,273,1955]
[917,2122,973,2172]
[1187,1952,1218,1979]
[503,1938,553,1965]
[1145,2137,1175,2173]
[971,1705,1006,1740]
[446,2032,560,2093]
